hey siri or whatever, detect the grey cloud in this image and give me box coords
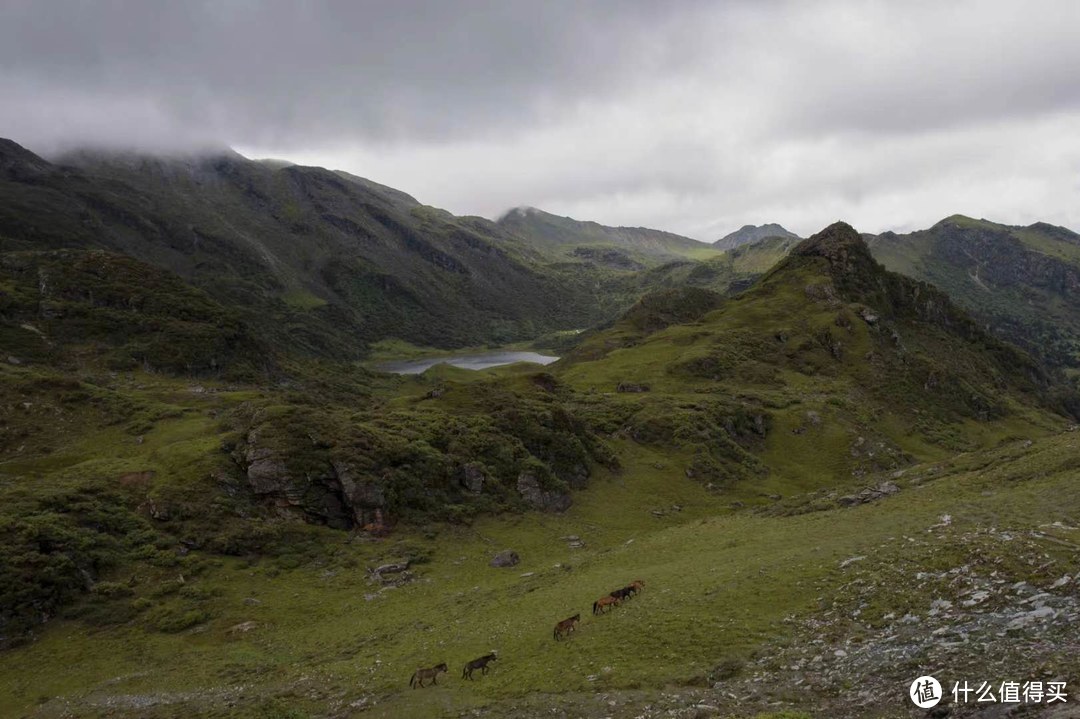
[0,0,719,150]
[1,0,1078,237]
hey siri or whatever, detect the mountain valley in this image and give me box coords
[0,139,1079,719]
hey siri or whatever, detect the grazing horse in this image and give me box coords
[409,662,448,688]
[553,613,581,640]
[593,594,621,614]
[462,652,497,679]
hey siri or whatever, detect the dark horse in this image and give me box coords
[610,586,633,601]
[553,613,581,640]
[409,662,448,688]
[462,652,498,679]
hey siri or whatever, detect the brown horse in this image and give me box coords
[409,662,448,688]
[629,579,645,595]
[593,594,621,614]
[462,652,497,679]
[553,613,581,640]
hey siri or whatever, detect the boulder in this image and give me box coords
[490,550,520,568]
[516,471,572,513]
[370,561,409,576]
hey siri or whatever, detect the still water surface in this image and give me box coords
[377,351,559,375]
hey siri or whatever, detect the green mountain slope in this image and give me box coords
[560,222,1076,489]
[0,223,1077,719]
[497,206,720,266]
[867,215,1080,371]
[0,249,268,378]
[0,140,615,355]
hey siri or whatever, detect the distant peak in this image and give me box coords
[498,206,545,222]
[931,214,1002,231]
[714,222,799,250]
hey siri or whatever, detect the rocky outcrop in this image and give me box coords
[333,461,387,528]
[461,462,486,494]
[230,387,605,530]
[837,480,900,506]
[490,550,520,568]
[516,471,572,513]
[236,427,378,530]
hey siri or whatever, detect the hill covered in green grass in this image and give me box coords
[0,249,267,378]
[496,206,720,266]
[560,222,1077,488]
[1,221,1078,719]
[868,215,1080,372]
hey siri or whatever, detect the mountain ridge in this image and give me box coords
[868,214,1080,369]
[713,222,799,250]
[496,205,718,266]
[0,138,622,357]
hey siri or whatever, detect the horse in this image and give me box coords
[610,586,634,601]
[628,579,645,595]
[462,652,497,680]
[409,662,448,688]
[553,613,581,640]
[593,594,621,615]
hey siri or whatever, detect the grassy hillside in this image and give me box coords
[0,361,1076,718]
[4,135,1080,719]
[0,249,267,378]
[497,206,721,266]
[1,221,1077,718]
[561,224,1073,479]
[868,215,1080,372]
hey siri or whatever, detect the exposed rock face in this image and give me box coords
[237,428,373,530]
[333,461,387,528]
[490,550,520,568]
[229,386,606,531]
[244,444,291,496]
[516,471,572,512]
[837,481,900,506]
[461,463,486,494]
[871,218,1080,369]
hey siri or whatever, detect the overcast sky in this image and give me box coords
[2,0,1079,239]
